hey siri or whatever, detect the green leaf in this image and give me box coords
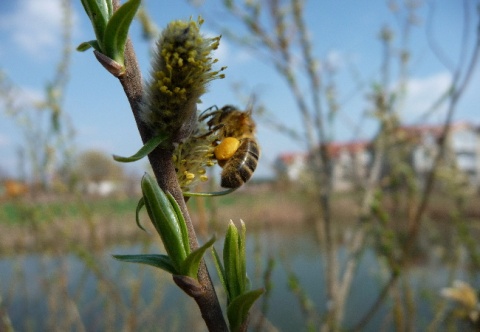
[135,197,147,232]
[105,0,113,18]
[224,221,241,301]
[113,254,177,274]
[238,220,247,294]
[141,173,187,270]
[103,0,141,66]
[227,288,265,332]
[113,134,166,163]
[80,0,110,49]
[166,191,190,256]
[211,246,227,294]
[180,236,216,278]
[76,40,101,52]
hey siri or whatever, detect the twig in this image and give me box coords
[405,2,480,245]
[108,1,227,330]
[352,5,480,329]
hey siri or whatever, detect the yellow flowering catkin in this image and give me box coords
[173,119,218,191]
[141,17,225,143]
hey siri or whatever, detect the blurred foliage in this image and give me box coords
[0,197,137,226]
[0,0,75,193]
[75,150,125,184]
[1,0,480,331]
[197,0,480,330]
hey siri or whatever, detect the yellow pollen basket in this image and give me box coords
[214,137,240,160]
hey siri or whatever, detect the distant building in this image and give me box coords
[394,122,480,188]
[274,122,480,192]
[450,123,480,187]
[85,180,122,196]
[322,141,371,191]
[0,179,28,199]
[274,140,370,191]
[274,152,307,182]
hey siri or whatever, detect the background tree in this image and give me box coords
[0,0,74,194]
[75,150,125,185]
[188,0,480,329]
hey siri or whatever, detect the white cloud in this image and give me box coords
[0,133,9,147]
[204,32,254,65]
[0,0,65,56]
[6,86,44,113]
[203,29,231,64]
[402,72,452,117]
[318,50,358,73]
[325,50,344,70]
[215,36,229,62]
[231,48,253,63]
[18,86,44,104]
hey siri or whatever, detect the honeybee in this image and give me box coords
[200,105,260,189]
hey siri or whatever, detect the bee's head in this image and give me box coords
[221,105,237,113]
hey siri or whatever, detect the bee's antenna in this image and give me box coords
[245,95,256,115]
[199,105,219,119]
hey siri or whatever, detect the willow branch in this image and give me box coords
[406,4,480,244]
[352,6,480,329]
[106,1,227,330]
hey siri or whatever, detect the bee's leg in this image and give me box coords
[199,105,219,121]
[194,124,224,139]
[183,188,237,197]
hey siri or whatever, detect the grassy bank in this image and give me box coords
[0,189,311,253]
[0,188,479,253]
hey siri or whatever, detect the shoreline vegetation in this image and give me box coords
[1,188,479,254]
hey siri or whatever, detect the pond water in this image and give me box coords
[0,223,477,331]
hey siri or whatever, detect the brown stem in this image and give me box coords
[405,3,480,247]
[353,7,480,330]
[350,273,398,332]
[105,2,228,330]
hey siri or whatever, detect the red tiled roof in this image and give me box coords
[276,152,307,164]
[396,122,474,139]
[323,141,370,158]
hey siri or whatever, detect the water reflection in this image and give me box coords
[0,223,476,331]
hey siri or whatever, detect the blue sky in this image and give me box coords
[0,0,479,181]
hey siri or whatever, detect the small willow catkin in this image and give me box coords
[141,17,226,143]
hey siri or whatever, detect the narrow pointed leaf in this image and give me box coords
[141,173,187,270]
[224,221,241,301]
[227,288,265,332]
[211,246,227,294]
[80,0,110,49]
[103,0,141,66]
[105,0,113,18]
[135,197,147,232]
[113,254,177,274]
[142,174,183,244]
[76,40,101,52]
[166,191,190,256]
[180,236,216,278]
[113,134,166,162]
[238,220,247,293]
